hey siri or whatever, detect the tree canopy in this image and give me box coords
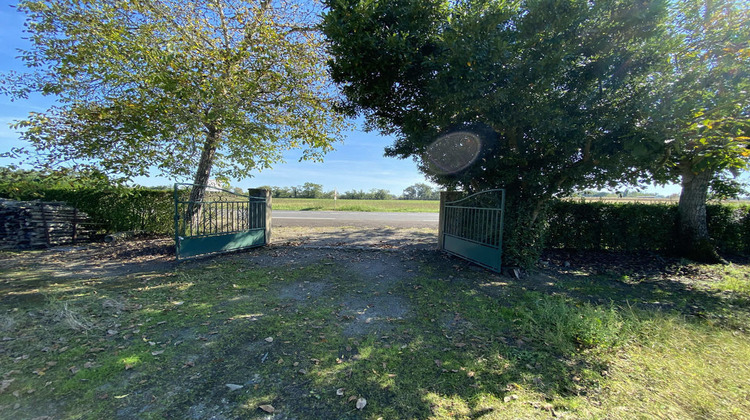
[325,0,666,193]
[323,0,668,266]
[2,0,346,193]
[645,0,750,261]
[656,0,750,181]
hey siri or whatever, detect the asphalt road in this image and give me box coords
[272,210,439,228]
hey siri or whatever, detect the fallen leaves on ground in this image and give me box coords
[0,378,14,394]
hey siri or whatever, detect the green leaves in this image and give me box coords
[4,0,346,182]
[323,0,670,266]
[324,0,669,195]
[652,0,750,180]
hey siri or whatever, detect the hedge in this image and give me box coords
[0,187,179,235]
[546,200,750,255]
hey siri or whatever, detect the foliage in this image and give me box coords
[643,0,750,260]
[0,166,113,200]
[402,182,439,200]
[2,0,346,187]
[40,188,178,234]
[269,184,332,199]
[573,189,669,198]
[0,167,177,234]
[650,0,750,183]
[268,184,398,200]
[546,200,750,255]
[709,174,749,201]
[339,188,395,200]
[323,0,668,267]
[290,182,325,199]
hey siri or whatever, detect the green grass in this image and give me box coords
[603,315,750,419]
[2,248,750,419]
[713,264,750,295]
[272,198,440,212]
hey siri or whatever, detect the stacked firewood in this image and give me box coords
[0,198,98,249]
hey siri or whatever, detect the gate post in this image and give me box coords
[248,188,272,245]
[438,191,463,250]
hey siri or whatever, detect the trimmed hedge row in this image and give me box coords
[546,200,750,255]
[2,188,179,235]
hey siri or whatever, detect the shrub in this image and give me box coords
[41,188,177,234]
[546,200,750,255]
[0,186,177,235]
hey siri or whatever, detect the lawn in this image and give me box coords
[1,242,749,419]
[272,198,440,212]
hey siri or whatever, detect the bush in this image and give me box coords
[41,188,177,234]
[0,168,180,235]
[546,200,750,255]
[706,204,750,254]
[0,185,177,235]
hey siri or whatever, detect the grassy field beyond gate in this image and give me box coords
[269,197,722,213]
[1,241,750,419]
[272,198,441,212]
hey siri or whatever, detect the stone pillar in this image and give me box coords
[248,188,272,245]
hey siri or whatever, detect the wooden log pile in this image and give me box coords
[0,198,99,249]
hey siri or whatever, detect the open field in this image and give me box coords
[272,197,750,213]
[1,236,750,419]
[272,198,440,212]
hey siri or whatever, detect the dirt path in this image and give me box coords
[0,226,439,280]
[270,226,437,249]
[0,227,453,420]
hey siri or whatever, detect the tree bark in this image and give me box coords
[187,127,221,219]
[677,163,723,263]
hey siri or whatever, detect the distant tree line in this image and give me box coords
[574,189,750,201]
[574,190,670,199]
[249,182,440,200]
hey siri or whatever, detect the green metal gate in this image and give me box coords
[174,184,269,260]
[440,189,505,272]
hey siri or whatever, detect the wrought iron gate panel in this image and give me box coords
[174,184,267,259]
[441,189,505,272]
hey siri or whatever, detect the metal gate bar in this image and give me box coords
[174,184,269,260]
[440,189,505,272]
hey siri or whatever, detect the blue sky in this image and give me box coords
[0,1,682,196]
[0,1,433,195]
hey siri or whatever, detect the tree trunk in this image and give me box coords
[677,164,723,263]
[187,128,221,220]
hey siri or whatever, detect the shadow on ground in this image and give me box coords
[1,234,749,419]
[271,226,438,250]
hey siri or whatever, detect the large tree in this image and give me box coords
[648,0,750,262]
[323,0,667,266]
[2,0,346,205]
